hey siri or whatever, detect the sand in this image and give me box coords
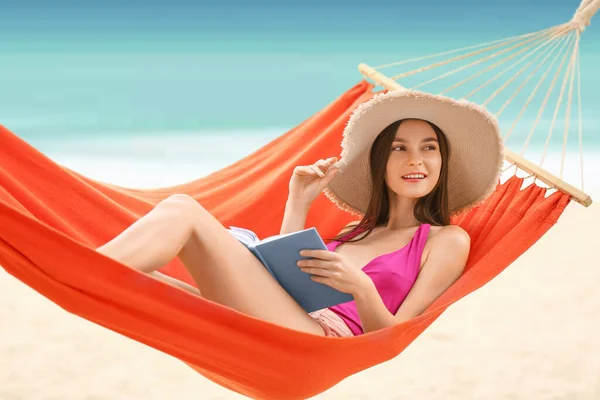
[2,194,600,400]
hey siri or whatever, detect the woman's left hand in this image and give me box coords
[297,249,373,296]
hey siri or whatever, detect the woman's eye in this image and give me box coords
[425,145,437,151]
[392,146,406,151]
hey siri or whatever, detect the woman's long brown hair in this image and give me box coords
[332,118,451,243]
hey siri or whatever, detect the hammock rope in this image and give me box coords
[500,32,572,137]
[507,32,572,161]
[522,31,576,159]
[446,26,568,98]
[572,0,600,32]
[372,26,554,70]
[480,28,570,107]
[560,31,581,180]
[414,27,568,91]
[577,51,584,191]
[539,30,580,172]
[390,26,560,84]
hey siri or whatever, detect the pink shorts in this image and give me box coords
[309,308,355,337]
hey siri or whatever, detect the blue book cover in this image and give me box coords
[228,226,354,313]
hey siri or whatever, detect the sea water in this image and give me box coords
[1,1,599,196]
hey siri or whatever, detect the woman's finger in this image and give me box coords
[293,166,310,175]
[297,258,330,268]
[295,166,318,176]
[314,159,329,173]
[309,165,325,177]
[324,157,339,169]
[318,158,339,172]
[299,266,333,277]
[299,249,338,260]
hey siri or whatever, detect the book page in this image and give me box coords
[228,226,259,247]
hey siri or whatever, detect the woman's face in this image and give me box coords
[385,119,443,200]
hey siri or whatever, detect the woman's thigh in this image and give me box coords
[174,195,325,335]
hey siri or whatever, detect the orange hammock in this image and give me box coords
[0,81,570,400]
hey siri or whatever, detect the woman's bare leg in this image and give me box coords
[149,271,201,295]
[96,194,324,335]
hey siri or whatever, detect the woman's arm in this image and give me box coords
[279,197,311,235]
[353,225,470,333]
[280,157,340,235]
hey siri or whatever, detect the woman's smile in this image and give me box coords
[401,172,428,183]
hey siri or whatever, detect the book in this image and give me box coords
[227,226,354,313]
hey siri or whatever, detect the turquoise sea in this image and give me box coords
[0,1,598,192]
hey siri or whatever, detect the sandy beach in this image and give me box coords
[2,188,599,400]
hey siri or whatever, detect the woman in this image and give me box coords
[96,90,504,337]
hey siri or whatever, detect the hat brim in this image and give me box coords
[324,90,505,217]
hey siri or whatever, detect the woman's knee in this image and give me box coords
[157,194,205,219]
[161,193,200,209]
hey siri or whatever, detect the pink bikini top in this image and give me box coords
[327,223,431,335]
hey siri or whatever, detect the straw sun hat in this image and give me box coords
[324,89,505,216]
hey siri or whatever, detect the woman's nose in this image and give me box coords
[408,157,423,166]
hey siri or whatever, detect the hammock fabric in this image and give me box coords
[0,80,571,400]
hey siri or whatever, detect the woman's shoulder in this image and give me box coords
[427,224,470,246]
[421,224,470,268]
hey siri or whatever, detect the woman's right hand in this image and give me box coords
[288,157,340,206]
